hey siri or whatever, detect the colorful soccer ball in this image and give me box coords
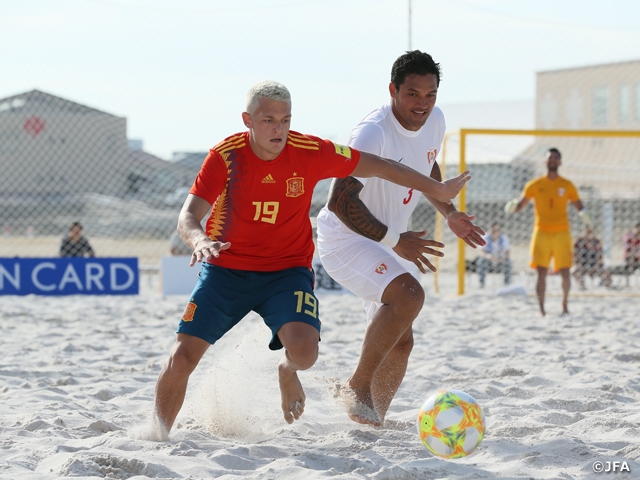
[417,389,485,459]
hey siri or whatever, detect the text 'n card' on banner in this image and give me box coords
[0,257,139,295]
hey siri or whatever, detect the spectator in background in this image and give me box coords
[60,222,95,257]
[477,222,512,288]
[573,225,611,289]
[169,229,192,256]
[623,222,640,273]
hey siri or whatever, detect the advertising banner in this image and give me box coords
[0,257,139,295]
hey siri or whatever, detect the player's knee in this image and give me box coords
[286,340,318,370]
[400,282,425,318]
[166,347,201,377]
[384,275,425,318]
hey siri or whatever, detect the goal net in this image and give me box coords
[2,91,640,297]
[414,129,640,295]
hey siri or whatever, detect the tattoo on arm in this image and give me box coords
[327,177,387,241]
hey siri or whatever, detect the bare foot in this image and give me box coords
[338,381,381,427]
[133,414,169,442]
[278,361,305,424]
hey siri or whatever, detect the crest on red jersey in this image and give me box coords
[286,177,305,197]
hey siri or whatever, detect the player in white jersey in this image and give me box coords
[316,51,485,426]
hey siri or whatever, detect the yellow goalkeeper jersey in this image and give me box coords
[523,175,579,233]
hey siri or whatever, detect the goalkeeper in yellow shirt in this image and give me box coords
[505,148,592,317]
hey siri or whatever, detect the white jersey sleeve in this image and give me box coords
[347,119,385,188]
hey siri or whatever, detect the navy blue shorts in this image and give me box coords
[177,263,320,350]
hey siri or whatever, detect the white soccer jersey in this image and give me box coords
[316,103,446,248]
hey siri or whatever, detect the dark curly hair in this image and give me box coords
[391,50,441,90]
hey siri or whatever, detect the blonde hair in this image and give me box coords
[245,80,291,114]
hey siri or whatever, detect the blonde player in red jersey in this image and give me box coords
[505,148,593,317]
[151,80,472,438]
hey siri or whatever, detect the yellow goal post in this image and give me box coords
[434,128,640,295]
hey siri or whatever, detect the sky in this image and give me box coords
[3,0,640,160]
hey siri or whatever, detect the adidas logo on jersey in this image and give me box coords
[261,174,276,184]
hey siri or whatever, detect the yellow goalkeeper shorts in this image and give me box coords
[529,229,573,271]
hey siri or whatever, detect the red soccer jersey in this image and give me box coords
[190,131,360,271]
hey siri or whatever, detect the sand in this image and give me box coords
[0,272,639,479]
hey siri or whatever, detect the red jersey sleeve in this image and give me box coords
[190,149,227,204]
[309,135,361,180]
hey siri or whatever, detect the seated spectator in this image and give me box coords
[573,226,611,289]
[622,222,640,274]
[477,222,512,288]
[169,229,192,256]
[60,222,95,257]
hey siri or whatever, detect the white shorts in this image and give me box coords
[317,235,418,322]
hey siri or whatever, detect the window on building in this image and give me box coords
[592,86,609,127]
[635,83,640,122]
[618,84,629,124]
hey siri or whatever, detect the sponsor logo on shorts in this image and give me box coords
[375,263,388,274]
[182,302,197,322]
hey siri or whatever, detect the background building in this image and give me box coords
[0,90,201,257]
[0,90,129,200]
[525,60,640,199]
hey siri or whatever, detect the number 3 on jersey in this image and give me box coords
[252,201,279,224]
[403,188,414,205]
[294,291,317,318]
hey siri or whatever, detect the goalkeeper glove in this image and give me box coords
[578,210,594,228]
[504,199,518,214]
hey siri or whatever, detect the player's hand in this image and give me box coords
[392,230,445,274]
[190,239,231,266]
[446,211,486,248]
[429,171,470,205]
[579,210,594,228]
[504,198,518,214]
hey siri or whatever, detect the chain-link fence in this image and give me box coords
[426,59,640,294]
[0,90,204,266]
[3,62,640,295]
[415,128,640,294]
